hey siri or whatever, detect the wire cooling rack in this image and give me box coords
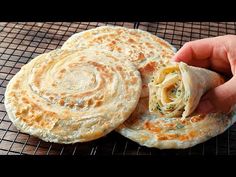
[0,22,236,155]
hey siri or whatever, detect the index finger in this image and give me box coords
[172,38,214,68]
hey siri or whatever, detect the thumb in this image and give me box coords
[195,76,236,114]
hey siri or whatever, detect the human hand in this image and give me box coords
[172,35,236,114]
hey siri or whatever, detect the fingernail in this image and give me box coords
[195,100,214,114]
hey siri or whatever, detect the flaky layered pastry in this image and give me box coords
[5,48,142,143]
[62,26,176,97]
[149,62,225,118]
[149,62,224,118]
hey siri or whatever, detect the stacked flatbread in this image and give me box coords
[61,26,176,98]
[5,26,236,148]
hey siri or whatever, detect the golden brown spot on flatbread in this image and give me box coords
[106,54,119,62]
[154,37,171,49]
[130,31,140,37]
[95,100,103,107]
[178,134,189,141]
[77,103,85,108]
[130,77,138,84]
[180,119,190,125]
[82,32,90,39]
[22,97,30,104]
[16,107,28,115]
[8,92,16,97]
[59,99,65,106]
[49,96,54,101]
[15,95,58,128]
[68,101,75,108]
[138,53,145,61]
[139,61,157,74]
[20,90,26,94]
[108,42,122,52]
[34,115,42,122]
[52,83,57,87]
[140,135,149,141]
[101,72,112,82]
[158,134,177,140]
[34,78,40,87]
[191,115,205,123]
[33,64,48,87]
[189,130,197,138]
[108,43,115,50]
[88,99,93,106]
[145,42,154,49]
[165,123,175,128]
[68,63,79,68]
[128,38,136,43]
[45,111,57,118]
[20,97,41,111]
[116,47,122,52]
[95,35,114,44]
[13,80,20,89]
[144,121,161,133]
[88,61,107,71]
[116,66,122,72]
[60,69,66,73]
[39,121,46,127]
[82,130,103,140]
[116,66,127,81]
[117,30,122,35]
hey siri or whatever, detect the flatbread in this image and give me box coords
[117,60,236,149]
[149,62,225,118]
[4,48,142,144]
[117,97,236,149]
[62,26,176,97]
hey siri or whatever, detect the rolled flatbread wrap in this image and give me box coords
[149,62,225,118]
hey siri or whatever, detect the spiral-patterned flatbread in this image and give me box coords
[62,26,176,97]
[4,48,142,143]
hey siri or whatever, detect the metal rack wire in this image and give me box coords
[0,22,236,155]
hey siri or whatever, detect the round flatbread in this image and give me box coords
[62,26,176,97]
[117,97,236,149]
[5,48,142,144]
